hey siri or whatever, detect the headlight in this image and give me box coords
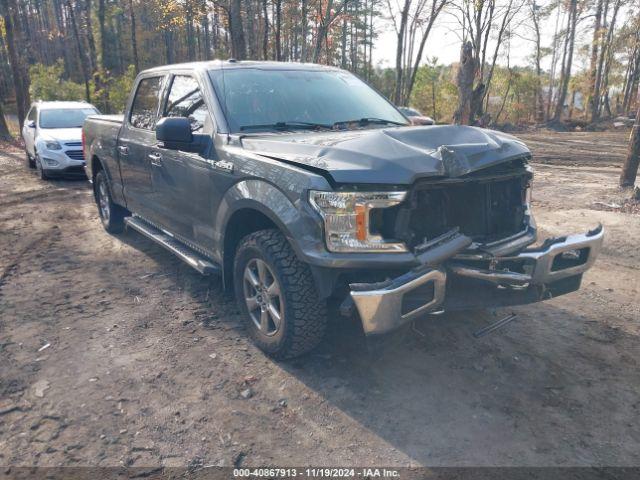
[44,140,62,150]
[309,190,407,252]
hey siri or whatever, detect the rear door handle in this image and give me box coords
[118,145,129,155]
[148,152,162,167]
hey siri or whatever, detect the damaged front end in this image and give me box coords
[348,159,605,335]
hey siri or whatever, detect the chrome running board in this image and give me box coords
[124,216,219,275]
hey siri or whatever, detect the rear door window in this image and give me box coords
[164,75,209,132]
[130,76,164,130]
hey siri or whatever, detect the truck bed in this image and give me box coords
[83,115,125,188]
[86,114,124,125]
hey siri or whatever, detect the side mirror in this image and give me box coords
[156,117,193,148]
[27,120,36,128]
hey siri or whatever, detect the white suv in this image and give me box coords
[23,101,99,179]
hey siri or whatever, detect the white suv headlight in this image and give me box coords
[309,190,408,252]
[44,140,62,150]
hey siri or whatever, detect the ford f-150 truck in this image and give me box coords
[83,60,604,358]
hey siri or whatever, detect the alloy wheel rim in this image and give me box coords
[242,258,283,336]
[98,180,110,221]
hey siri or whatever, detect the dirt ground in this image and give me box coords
[0,130,639,469]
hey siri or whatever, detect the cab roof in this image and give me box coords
[34,101,96,110]
[141,60,340,75]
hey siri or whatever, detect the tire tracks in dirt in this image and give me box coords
[0,226,60,289]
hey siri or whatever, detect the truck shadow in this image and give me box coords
[112,228,639,466]
[281,303,639,466]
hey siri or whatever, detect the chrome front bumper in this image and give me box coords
[351,225,604,335]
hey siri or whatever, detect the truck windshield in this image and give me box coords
[39,108,98,129]
[209,68,408,133]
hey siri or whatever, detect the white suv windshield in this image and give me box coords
[39,108,98,129]
[209,68,407,133]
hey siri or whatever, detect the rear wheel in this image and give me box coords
[95,170,126,233]
[234,229,327,359]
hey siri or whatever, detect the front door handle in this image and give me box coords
[148,152,162,167]
[118,145,129,155]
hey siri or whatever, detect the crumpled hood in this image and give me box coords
[240,125,531,185]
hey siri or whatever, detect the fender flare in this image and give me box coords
[215,179,325,287]
[215,179,323,260]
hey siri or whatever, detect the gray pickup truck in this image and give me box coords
[83,60,604,358]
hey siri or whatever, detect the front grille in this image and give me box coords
[65,141,82,147]
[66,149,84,161]
[382,163,532,249]
[408,176,527,243]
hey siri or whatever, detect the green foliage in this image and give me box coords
[29,61,86,102]
[107,65,137,113]
[370,66,398,101]
[409,61,456,122]
[28,61,136,114]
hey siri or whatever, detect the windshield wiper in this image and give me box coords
[333,117,407,129]
[239,121,332,132]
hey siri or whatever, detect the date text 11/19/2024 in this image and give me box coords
[233,468,400,478]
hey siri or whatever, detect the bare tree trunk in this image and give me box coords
[545,3,562,121]
[404,0,446,104]
[393,0,410,104]
[163,29,174,64]
[494,69,513,125]
[203,14,211,59]
[262,0,270,60]
[453,41,476,125]
[228,0,246,59]
[588,0,603,121]
[0,101,12,141]
[84,0,98,72]
[66,0,91,102]
[300,0,308,61]
[553,0,577,122]
[568,89,576,119]
[479,0,514,118]
[340,7,347,68]
[98,0,108,69]
[620,106,640,187]
[597,0,621,119]
[623,45,640,116]
[431,72,437,119]
[128,0,139,72]
[1,0,30,129]
[275,0,282,60]
[532,2,544,123]
[244,0,256,58]
[312,0,343,63]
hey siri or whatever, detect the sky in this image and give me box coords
[369,1,601,71]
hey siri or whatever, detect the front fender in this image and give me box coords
[214,179,324,265]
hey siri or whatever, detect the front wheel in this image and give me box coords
[95,170,126,233]
[234,229,327,359]
[34,154,49,180]
[25,150,35,169]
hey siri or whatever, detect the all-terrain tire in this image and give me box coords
[95,170,127,233]
[234,229,327,359]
